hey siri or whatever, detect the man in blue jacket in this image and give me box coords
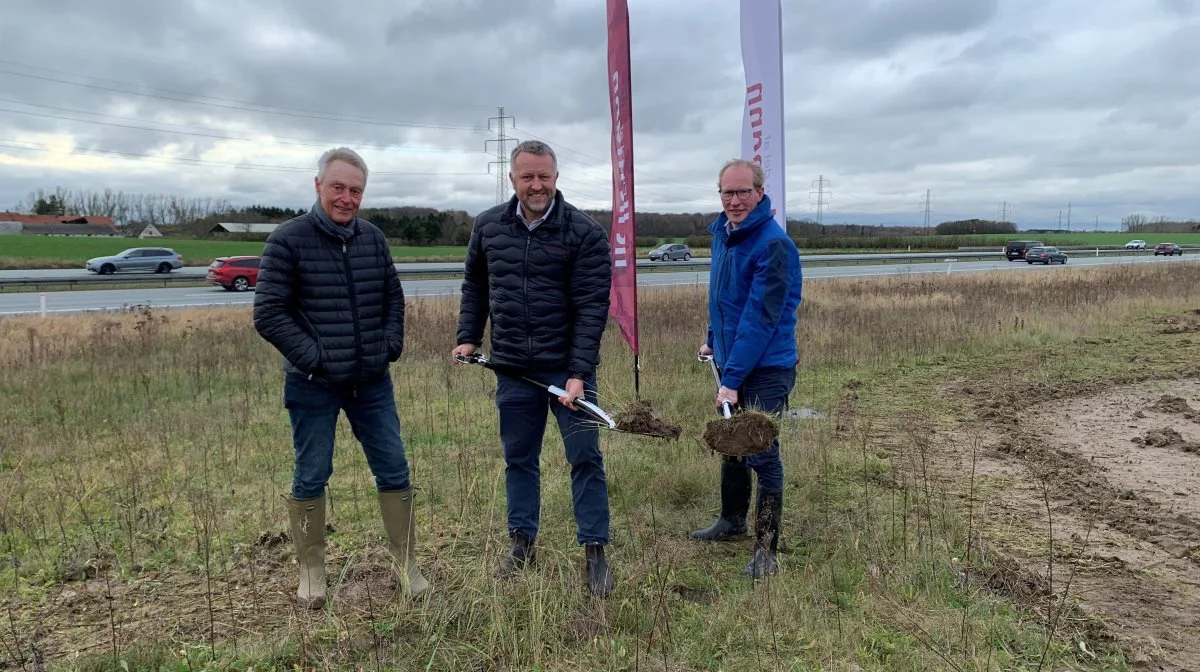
[692,159,803,578]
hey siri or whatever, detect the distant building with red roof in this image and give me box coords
[0,212,122,236]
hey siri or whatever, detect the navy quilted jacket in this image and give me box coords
[253,203,404,386]
[456,192,611,375]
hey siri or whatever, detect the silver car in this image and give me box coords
[648,243,692,261]
[85,247,184,274]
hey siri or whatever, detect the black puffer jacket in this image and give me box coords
[457,192,611,375]
[253,203,404,386]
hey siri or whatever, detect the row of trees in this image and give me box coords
[15,187,233,228]
[14,187,1200,242]
[1121,214,1200,233]
[933,218,1017,235]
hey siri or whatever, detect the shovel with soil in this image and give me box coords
[454,353,681,440]
[613,398,682,440]
[698,354,779,457]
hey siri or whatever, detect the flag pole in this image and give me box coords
[606,0,640,397]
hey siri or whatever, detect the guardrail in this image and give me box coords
[0,247,1181,291]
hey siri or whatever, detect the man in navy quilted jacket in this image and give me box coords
[692,159,803,579]
[453,140,615,597]
[254,147,429,609]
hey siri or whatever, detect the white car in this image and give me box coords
[1125,240,1147,250]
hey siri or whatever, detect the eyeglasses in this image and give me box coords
[719,188,756,201]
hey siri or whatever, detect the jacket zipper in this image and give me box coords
[523,233,532,360]
[342,240,363,385]
[714,236,730,362]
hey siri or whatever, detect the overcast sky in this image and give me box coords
[1,0,1197,229]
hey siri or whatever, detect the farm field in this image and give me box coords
[3,230,1196,271]
[0,237,713,270]
[920,232,1200,247]
[3,263,1200,670]
[0,237,473,269]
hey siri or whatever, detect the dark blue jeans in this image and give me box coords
[283,372,411,500]
[495,370,610,545]
[735,366,795,491]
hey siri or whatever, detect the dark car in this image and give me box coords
[648,243,692,261]
[1154,243,1183,256]
[1024,246,1067,265]
[1004,240,1044,261]
[206,256,261,291]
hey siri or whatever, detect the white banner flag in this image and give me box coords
[740,0,786,230]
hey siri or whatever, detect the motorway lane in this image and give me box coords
[0,262,465,280]
[0,259,708,280]
[0,253,1195,316]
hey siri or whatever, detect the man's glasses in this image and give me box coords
[719,188,756,201]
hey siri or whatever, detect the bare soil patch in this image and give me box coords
[956,380,1200,671]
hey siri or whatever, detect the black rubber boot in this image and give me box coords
[691,458,752,541]
[495,531,536,578]
[585,543,615,597]
[744,487,782,579]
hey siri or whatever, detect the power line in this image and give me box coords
[0,54,502,115]
[512,122,712,196]
[0,67,485,131]
[0,60,487,129]
[485,107,515,204]
[0,103,488,154]
[0,138,487,176]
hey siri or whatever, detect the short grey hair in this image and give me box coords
[718,159,764,189]
[317,147,369,181]
[510,140,558,172]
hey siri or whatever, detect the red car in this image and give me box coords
[206,256,261,292]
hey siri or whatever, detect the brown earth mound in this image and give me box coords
[614,398,682,440]
[1150,395,1196,415]
[703,411,779,457]
[1132,426,1200,453]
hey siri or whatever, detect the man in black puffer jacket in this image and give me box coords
[453,140,615,597]
[254,147,429,610]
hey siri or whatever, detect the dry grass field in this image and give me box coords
[3,261,1200,670]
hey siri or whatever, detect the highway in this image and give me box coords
[0,259,701,281]
[0,253,1193,316]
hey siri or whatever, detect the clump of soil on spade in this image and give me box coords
[614,398,682,440]
[704,411,779,457]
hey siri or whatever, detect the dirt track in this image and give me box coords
[959,380,1200,671]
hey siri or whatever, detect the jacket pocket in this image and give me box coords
[296,312,326,373]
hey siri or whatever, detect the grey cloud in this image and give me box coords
[785,0,999,57]
[1159,0,1197,16]
[385,0,558,44]
[1,0,1199,229]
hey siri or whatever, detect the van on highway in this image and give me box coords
[1004,240,1044,261]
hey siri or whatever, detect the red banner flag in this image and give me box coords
[606,0,638,354]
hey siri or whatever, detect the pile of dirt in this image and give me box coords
[613,398,682,440]
[1150,395,1196,414]
[703,411,779,457]
[1148,394,1200,421]
[1132,426,1200,453]
[1157,315,1200,334]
